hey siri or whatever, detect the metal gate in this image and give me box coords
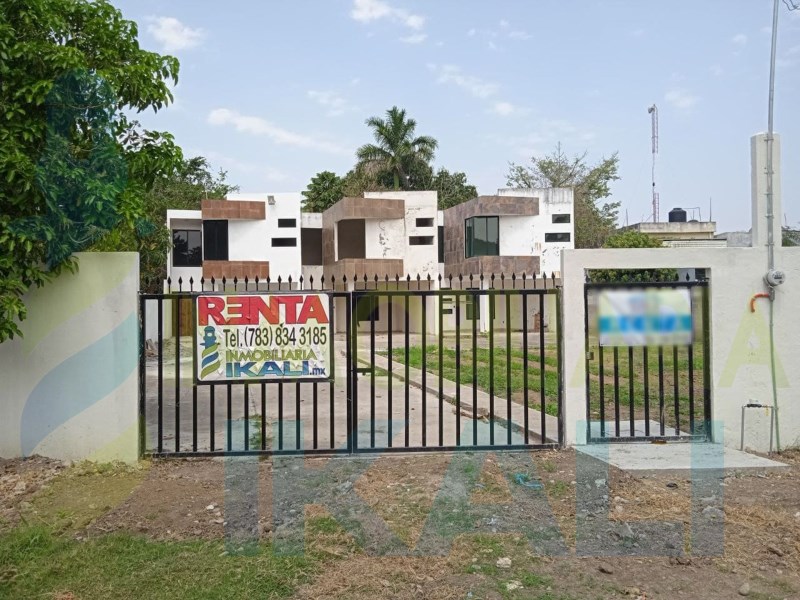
[583,279,711,443]
[138,273,563,457]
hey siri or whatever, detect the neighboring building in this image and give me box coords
[715,230,753,247]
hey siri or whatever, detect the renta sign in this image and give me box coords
[195,294,332,383]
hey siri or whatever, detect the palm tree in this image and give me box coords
[356,106,438,191]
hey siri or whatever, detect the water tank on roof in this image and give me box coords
[668,207,687,223]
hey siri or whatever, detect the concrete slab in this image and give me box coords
[578,442,787,471]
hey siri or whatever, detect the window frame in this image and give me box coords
[544,232,571,243]
[277,218,297,228]
[465,216,500,258]
[271,237,298,247]
[202,220,229,261]
[172,229,202,267]
[551,214,571,224]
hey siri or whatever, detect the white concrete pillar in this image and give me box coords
[751,132,782,249]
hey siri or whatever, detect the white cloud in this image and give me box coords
[146,16,204,52]
[467,28,477,36]
[207,108,350,155]
[508,30,532,40]
[307,90,354,117]
[201,151,289,182]
[664,89,699,110]
[732,33,748,46]
[488,41,499,51]
[490,101,530,117]
[499,19,510,29]
[710,64,724,77]
[399,33,427,44]
[428,64,499,98]
[351,0,425,29]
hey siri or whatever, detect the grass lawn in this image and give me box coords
[0,526,317,600]
[382,345,561,416]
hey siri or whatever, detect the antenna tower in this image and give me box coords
[648,104,659,222]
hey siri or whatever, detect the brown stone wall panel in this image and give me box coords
[203,261,270,280]
[201,200,265,220]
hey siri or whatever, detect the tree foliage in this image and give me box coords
[589,229,677,283]
[428,168,478,209]
[783,226,800,247]
[92,157,237,294]
[301,171,345,213]
[0,0,183,341]
[356,106,438,191]
[506,143,620,248]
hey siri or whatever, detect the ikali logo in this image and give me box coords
[198,295,331,381]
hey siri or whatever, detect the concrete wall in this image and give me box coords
[561,246,800,452]
[0,253,140,463]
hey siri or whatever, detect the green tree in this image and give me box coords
[301,171,345,212]
[356,106,438,191]
[0,0,182,341]
[92,157,237,294]
[428,168,478,209]
[506,143,620,248]
[589,229,677,283]
[782,226,800,247]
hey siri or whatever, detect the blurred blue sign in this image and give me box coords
[598,288,693,347]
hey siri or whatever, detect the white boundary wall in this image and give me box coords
[561,246,800,451]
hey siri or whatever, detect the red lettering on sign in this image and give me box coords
[226,297,248,324]
[198,297,225,325]
[279,296,303,324]
[298,296,329,324]
[252,296,280,324]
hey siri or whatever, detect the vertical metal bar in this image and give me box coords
[345,293,353,452]
[388,295,393,447]
[369,295,376,448]
[472,292,478,446]
[455,293,461,446]
[244,384,250,451]
[138,296,146,456]
[599,345,606,438]
[583,287,591,443]
[506,292,512,445]
[261,383,266,451]
[658,346,665,436]
[352,293,359,452]
[643,347,650,436]
[278,383,284,451]
[313,382,318,450]
[702,285,712,440]
[488,292,495,445]
[404,294,410,448]
[439,292,444,446]
[157,298,164,453]
[296,380,301,450]
[628,347,635,437]
[538,293,546,442]
[688,343,695,435]
[673,345,680,435]
[210,385,216,452]
[192,383,198,452]
[522,294,529,444]
[421,295,427,447]
[175,295,181,452]
[613,346,620,437]
[226,382,233,451]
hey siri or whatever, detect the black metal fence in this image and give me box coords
[583,280,711,443]
[139,272,563,457]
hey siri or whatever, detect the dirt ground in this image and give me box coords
[2,448,799,600]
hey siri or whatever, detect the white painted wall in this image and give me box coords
[365,218,405,260]
[497,188,575,275]
[0,253,139,463]
[227,193,303,279]
[561,246,800,452]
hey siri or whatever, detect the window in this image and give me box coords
[356,295,379,323]
[545,232,571,243]
[278,218,296,228]
[271,237,297,247]
[337,219,366,259]
[172,230,202,267]
[416,217,434,227]
[409,236,434,246]
[552,214,571,224]
[203,220,228,261]
[465,216,499,258]
[438,226,444,263]
[301,228,323,265]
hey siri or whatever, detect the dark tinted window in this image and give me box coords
[172,230,202,267]
[409,236,434,245]
[545,232,571,243]
[552,214,571,224]
[438,226,444,263]
[278,218,296,228]
[272,238,297,247]
[465,216,499,258]
[203,220,228,261]
[301,228,322,265]
[416,217,434,227]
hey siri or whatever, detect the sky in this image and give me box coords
[112,0,800,233]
